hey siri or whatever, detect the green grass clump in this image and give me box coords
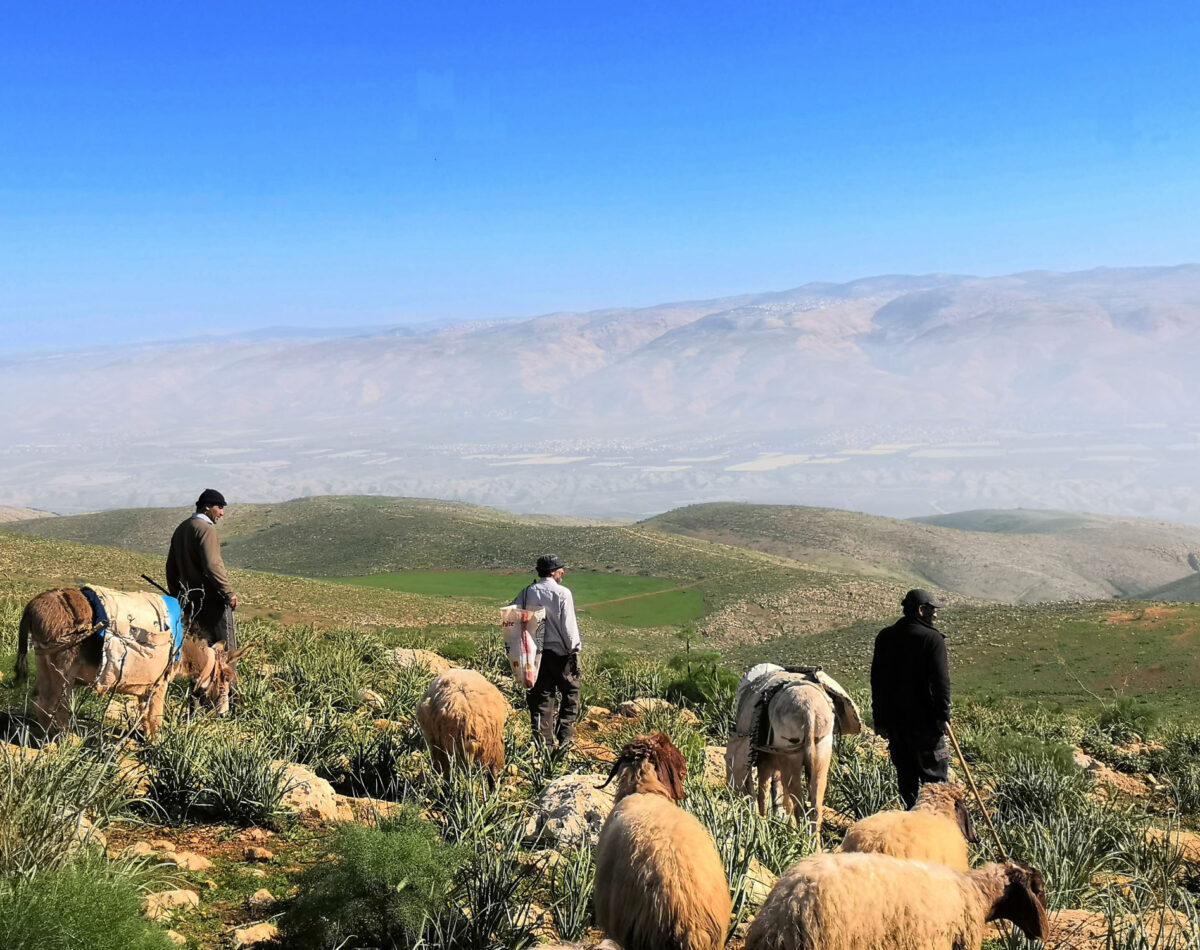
[0,860,175,950]
[825,736,900,820]
[1099,697,1162,743]
[281,809,464,950]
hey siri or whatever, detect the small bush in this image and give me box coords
[826,737,899,820]
[1165,763,1200,816]
[989,752,1091,825]
[1,738,128,877]
[438,637,479,662]
[981,733,1079,776]
[0,860,175,950]
[281,809,464,950]
[1098,698,1161,743]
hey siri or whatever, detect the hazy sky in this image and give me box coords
[1,1,1197,352]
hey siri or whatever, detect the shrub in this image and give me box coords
[989,752,1091,826]
[981,733,1079,776]
[0,860,175,950]
[1164,763,1200,816]
[1,738,127,878]
[281,809,464,950]
[438,637,479,662]
[1098,698,1161,743]
[825,737,899,820]
[548,847,595,942]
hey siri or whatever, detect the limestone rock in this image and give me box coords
[248,888,276,913]
[165,930,187,946]
[702,746,727,786]
[164,850,213,872]
[71,813,106,852]
[123,840,157,858]
[524,773,615,848]
[1072,748,1096,770]
[244,846,274,862]
[1145,826,1200,863]
[744,857,777,904]
[336,794,400,822]
[275,761,340,821]
[232,922,279,947]
[150,838,176,852]
[616,697,676,718]
[586,706,611,718]
[242,868,267,878]
[386,648,453,674]
[143,889,200,920]
[237,827,272,843]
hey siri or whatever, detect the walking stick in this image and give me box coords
[946,722,1007,861]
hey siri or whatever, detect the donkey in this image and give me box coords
[14,587,248,739]
[726,664,839,847]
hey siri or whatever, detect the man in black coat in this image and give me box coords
[870,588,951,808]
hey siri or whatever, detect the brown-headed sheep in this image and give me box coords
[744,852,1048,950]
[594,733,732,950]
[415,668,509,782]
[840,781,977,871]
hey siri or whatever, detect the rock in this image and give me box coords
[150,838,176,852]
[232,922,279,947]
[1145,826,1200,863]
[275,761,340,822]
[524,773,616,848]
[123,840,157,857]
[244,846,274,862]
[242,867,267,878]
[678,708,701,725]
[248,888,276,912]
[586,706,611,718]
[71,813,106,852]
[143,889,200,920]
[165,930,187,946]
[164,850,213,872]
[357,687,385,710]
[386,648,453,674]
[336,794,400,822]
[237,828,272,843]
[616,697,676,718]
[744,857,777,904]
[1072,748,1096,770]
[702,746,727,786]
[103,695,141,725]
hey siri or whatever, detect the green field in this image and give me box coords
[337,570,706,628]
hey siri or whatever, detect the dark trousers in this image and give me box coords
[888,731,949,808]
[188,600,237,650]
[527,651,581,744]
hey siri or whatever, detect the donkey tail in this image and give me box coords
[15,602,31,680]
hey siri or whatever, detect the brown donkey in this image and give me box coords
[14,587,248,738]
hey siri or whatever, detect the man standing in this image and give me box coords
[513,553,581,747]
[870,588,950,808]
[166,489,239,650]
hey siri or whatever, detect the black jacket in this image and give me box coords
[870,613,951,740]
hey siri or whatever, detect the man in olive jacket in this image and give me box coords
[166,489,239,650]
[870,588,951,807]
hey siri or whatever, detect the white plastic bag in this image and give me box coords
[500,604,545,689]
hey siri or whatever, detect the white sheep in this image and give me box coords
[840,781,977,871]
[744,851,1048,950]
[594,733,732,950]
[415,667,509,783]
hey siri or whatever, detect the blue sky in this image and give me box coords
[1,1,1197,351]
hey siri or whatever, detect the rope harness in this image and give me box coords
[735,666,826,771]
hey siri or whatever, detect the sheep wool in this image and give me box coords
[744,852,1048,950]
[594,734,732,950]
[841,781,973,871]
[415,668,509,779]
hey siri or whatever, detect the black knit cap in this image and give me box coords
[196,488,227,509]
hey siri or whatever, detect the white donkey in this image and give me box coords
[725,663,860,847]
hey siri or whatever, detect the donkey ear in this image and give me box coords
[225,645,254,663]
[955,798,978,843]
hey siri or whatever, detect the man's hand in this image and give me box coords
[228,594,239,610]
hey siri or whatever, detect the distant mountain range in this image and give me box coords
[4,264,1200,519]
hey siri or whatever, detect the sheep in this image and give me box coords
[744,851,1048,950]
[594,733,732,950]
[840,781,977,871]
[415,668,509,782]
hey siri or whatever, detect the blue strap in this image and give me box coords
[164,596,184,663]
[80,587,108,639]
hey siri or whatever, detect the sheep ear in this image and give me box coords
[995,868,1049,939]
[955,798,978,843]
[654,746,687,802]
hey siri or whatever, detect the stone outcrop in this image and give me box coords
[386,648,454,674]
[232,922,279,947]
[143,889,200,920]
[275,761,340,821]
[524,773,616,848]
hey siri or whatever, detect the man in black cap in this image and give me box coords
[166,489,239,652]
[511,553,582,746]
[870,588,951,807]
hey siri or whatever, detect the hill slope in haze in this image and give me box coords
[644,503,1200,603]
[5,265,1200,521]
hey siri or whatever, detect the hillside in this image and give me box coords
[644,503,1200,604]
[0,506,54,523]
